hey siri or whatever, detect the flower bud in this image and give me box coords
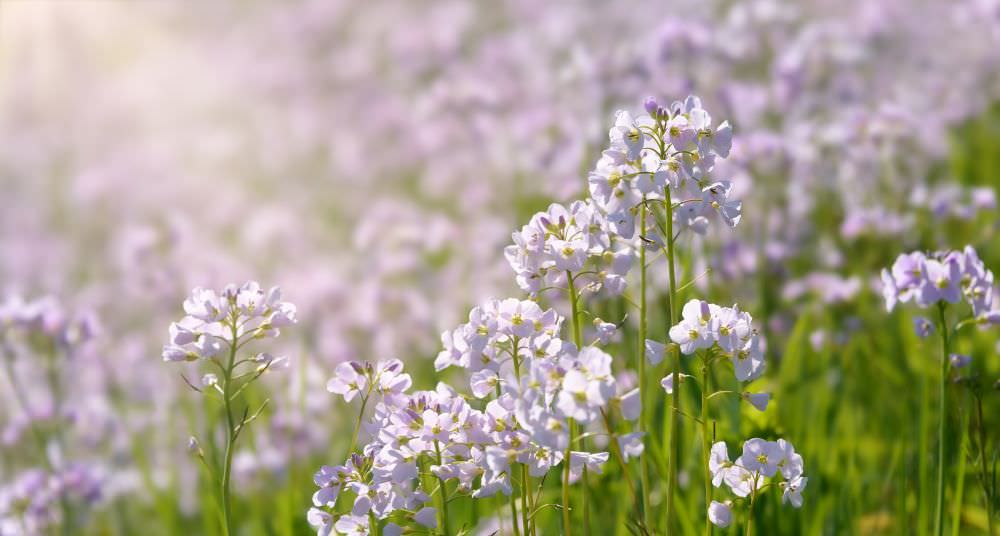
[643,96,659,115]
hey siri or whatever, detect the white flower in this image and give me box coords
[660,373,691,394]
[709,441,731,487]
[568,451,609,484]
[668,300,714,354]
[733,336,766,382]
[781,475,807,508]
[723,465,758,498]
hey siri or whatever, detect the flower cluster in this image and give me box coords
[667,299,766,383]
[706,438,807,527]
[588,96,739,240]
[0,465,103,534]
[161,281,297,363]
[0,295,99,351]
[313,359,525,534]
[311,305,641,535]
[434,298,563,378]
[880,246,997,321]
[504,201,633,295]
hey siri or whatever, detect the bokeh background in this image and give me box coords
[1,0,999,534]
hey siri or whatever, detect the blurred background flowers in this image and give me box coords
[0,0,998,534]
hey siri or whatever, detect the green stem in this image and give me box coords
[664,186,680,536]
[934,304,950,536]
[744,478,758,536]
[601,409,644,527]
[434,441,451,536]
[510,471,522,536]
[975,396,995,536]
[951,397,968,536]
[637,203,652,530]
[221,322,239,536]
[701,355,712,536]
[562,271,582,536]
[348,395,370,455]
[521,464,531,536]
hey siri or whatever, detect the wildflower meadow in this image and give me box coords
[0,1,998,535]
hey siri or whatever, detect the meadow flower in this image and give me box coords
[670,299,766,385]
[505,201,631,295]
[617,388,642,421]
[742,392,770,412]
[645,339,666,365]
[660,373,692,394]
[414,507,437,528]
[619,432,645,461]
[881,247,997,316]
[708,500,732,528]
[327,362,369,402]
[913,316,935,338]
[709,441,733,486]
[949,353,971,368]
[163,282,297,363]
[739,438,783,477]
[568,451,609,484]
[781,476,808,508]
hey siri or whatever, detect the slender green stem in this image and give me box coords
[601,409,644,528]
[934,304,950,536]
[348,395,370,455]
[637,203,652,530]
[664,186,680,536]
[221,321,239,536]
[951,398,968,536]
[744,477,758,536]
[521,464,531,536]
[567,271,592,536]
[975,396,995,536]
[510,472,522,536]
[434,441,451,536]
[701,355,713,536]
[562,270,582,536]
[566,271,583,348]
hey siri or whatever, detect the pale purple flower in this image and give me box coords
[413,506,437,528]
[645,339,665,366]
[913,316,935,339]
[708,500,732,528]
[334,514,369,535]
[619,432,645,462]
[742,392,770,412]
[327,362,368,403]
[618,388,641,421]
[306,508,334,536]
[739,438,783,478]
[949,353,971,368]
